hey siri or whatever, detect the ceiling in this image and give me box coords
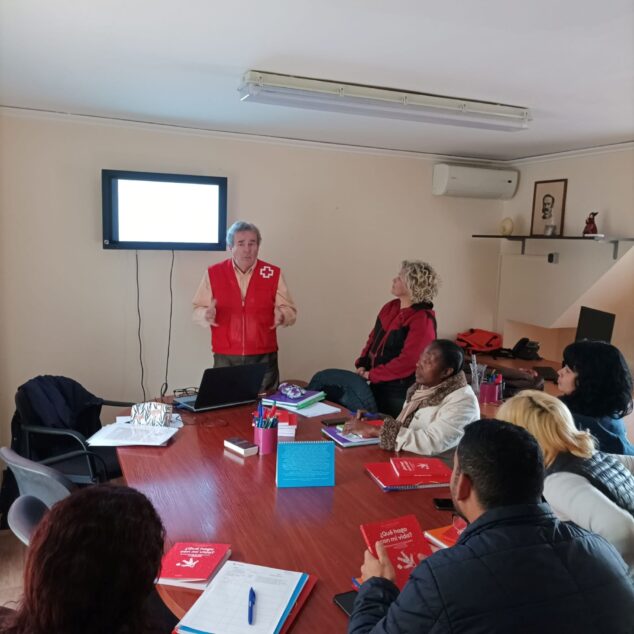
[1,0,633,160]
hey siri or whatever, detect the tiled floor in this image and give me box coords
[0,530,25,610]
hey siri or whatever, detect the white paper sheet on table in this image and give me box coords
[115,414,183,428]
[296,402,341,417]
[177,561,306,634]
[87,422,178,447]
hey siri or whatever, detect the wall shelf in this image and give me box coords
[472,234,634,259]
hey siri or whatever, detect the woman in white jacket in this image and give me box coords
[343,339,480,457]
[498,390,634,567]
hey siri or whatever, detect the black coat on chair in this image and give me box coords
[0,376,124,527]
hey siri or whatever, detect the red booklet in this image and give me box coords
[365,462,451,491]
[390,457,452,483]
[424,517,467,549]
[279,574,317,634]
[158,542,231,590]
[360,514,431,589]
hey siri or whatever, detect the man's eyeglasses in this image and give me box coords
[173,387,198,398]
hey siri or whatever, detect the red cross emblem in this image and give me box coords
[260,265,274,279]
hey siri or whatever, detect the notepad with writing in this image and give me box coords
[86,422,178,447]
[175,561,310,634]
[360,514,431,590]
[276,441,335,488]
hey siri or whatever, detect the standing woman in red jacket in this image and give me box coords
[355,260,439,417]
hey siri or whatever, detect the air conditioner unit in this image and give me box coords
[432,163,519,200]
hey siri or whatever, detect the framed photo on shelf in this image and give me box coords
[530,179,567,236]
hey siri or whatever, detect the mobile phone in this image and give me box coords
[333,590,358,617]
[322,417,348,426]
[433,497,455,512]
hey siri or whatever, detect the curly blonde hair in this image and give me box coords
[401,260,440,304]
[497,390,595,467]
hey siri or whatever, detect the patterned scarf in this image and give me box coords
[380,371,468,450]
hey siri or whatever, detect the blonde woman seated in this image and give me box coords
[344,340,479,456]
[498,390,634,567]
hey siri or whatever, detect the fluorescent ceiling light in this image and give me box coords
[239,71,531,132]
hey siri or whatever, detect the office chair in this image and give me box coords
[8,495,49,545]
[0,447,75,545]
[0,447,75,507]
[12,375,133,485]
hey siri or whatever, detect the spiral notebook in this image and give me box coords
[276,441,335,488]
[365,462,451,492]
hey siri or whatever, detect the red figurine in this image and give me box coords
[583,212,599,236]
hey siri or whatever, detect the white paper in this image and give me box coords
[177,561,305,634]
[295,402,340,417]
[114,413,182,428]
[87,422,178,447]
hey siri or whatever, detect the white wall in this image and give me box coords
[0,111,503,445]
[497,147,634,363]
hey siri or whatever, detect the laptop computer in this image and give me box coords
[173,364,267,412]
[533,366,559,382]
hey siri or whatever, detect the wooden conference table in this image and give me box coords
[117,404,451,631]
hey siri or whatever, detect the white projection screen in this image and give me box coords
[102,170,227,250]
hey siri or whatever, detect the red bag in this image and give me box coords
[456,328,503,353]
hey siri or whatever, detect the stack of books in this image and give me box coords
[157,542,231,590]
[365,457,452,491]
[262,389,325,412]
[277,419,297,440]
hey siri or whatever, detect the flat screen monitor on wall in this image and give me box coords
[575,306,616,343]
[102,170,227,250]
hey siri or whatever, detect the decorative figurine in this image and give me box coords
[499,217,514,236]
[583,212,599,236]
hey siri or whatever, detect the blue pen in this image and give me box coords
[248,586,256,625]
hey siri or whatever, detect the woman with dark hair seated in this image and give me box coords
[355,261,439,417]
[558,340,634,455]
[0,485,170,634]
[345,340,479,456]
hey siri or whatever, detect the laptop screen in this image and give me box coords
[575,306,615,343]
[194,364,267,409]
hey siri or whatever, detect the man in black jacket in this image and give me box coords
[349,419,634,634]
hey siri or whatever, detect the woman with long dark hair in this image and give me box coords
[558,340,634,455]
[0,485,166,634]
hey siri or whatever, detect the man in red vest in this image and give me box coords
[192,221,297,391]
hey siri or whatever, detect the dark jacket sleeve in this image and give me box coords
[348,563,445,634]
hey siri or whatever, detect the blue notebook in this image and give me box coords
[276,441,335,488]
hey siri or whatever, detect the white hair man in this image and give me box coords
[192,221,296,390]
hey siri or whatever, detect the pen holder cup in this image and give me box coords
[478,383,498,404]
[254,427,277,455]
